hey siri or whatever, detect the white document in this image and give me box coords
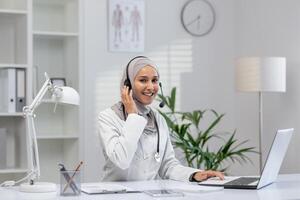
[81,183,135,194]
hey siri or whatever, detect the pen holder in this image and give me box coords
[60,170,81,196]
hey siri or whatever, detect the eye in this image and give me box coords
[152,78,158,84]
[139,79,147,83]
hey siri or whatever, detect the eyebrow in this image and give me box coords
[137,75,159,79]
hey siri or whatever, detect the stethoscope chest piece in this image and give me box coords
[154,152,161,162]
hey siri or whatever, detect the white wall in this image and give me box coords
[181,0,258,176]
[82,0,300,181]
[235,0,300,174]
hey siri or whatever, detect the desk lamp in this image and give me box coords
[20,72,80,192]
[235,57,286,173]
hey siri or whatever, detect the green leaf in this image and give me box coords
[169,87,176,113]
[182,110,204,129]
[199,112,224,147]
[158,110,175,129]
[156,87,256,172]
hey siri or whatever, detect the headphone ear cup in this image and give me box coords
[124,79,132,90]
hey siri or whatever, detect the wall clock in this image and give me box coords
[181,0,216,37]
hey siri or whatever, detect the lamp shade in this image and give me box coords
[51,86,80,105]
[236,57,286,92]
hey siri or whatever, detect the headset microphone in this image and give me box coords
[159,82,165,108]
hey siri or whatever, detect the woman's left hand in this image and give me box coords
[193,170,224,182]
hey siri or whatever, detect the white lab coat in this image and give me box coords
[97,107,200,182]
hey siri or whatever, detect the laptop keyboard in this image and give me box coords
[225,177,259,186]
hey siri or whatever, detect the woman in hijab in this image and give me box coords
[97,56,224,182]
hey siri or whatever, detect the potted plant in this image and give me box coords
[157,87,256,172]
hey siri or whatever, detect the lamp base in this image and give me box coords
[20,182,56,193]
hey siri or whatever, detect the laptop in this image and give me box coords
[198,128,294,189]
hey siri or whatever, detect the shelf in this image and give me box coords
[40,99,79,107]
[0,9,27,15]
[0,64,27,68]
[0,113,24,117]
[0,168,27,174]
[37,135,79,139]
[40,99,57,104]
[33,31,78,38]
[0,1,27,11]
[0,0,81,184]
[33,0,77,6]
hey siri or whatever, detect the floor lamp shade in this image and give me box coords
[236,57,286,92]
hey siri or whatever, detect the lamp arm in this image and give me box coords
[24,78,52,114]
[25,114,40,183]
[23,76,53,184]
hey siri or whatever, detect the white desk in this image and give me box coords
[1,174,300,200]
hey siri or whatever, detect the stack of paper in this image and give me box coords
[81,183,134,194]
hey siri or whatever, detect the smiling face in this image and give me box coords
[133,65,159,105]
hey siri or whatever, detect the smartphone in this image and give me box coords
[143,189,184,197]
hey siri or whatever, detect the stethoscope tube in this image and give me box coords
[153,115,160,162]
[122,104,160,162]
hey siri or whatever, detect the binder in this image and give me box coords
[0,68,16,113]
[16,68,26,112]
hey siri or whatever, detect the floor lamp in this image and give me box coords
[20,72,80,192]
[235,57,286,173]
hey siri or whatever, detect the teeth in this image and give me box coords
[143,93,153,96]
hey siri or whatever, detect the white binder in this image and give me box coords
[0,68,16,113]
[16,68,26,112]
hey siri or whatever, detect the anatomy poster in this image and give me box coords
[108,0,145,52]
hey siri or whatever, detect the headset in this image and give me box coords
[124,55,145,90]
[123,56,164,162]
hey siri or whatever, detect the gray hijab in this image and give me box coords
[112,57,159,122]
[119,56,159,96]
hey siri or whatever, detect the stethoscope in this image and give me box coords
[122,104,161,162]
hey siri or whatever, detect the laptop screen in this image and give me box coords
[257,128,293,189]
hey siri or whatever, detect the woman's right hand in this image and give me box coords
[121,86,138,114]
[193,170,224,182]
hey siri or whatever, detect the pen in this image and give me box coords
[63,161,83,193]
[58,163,77,193]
